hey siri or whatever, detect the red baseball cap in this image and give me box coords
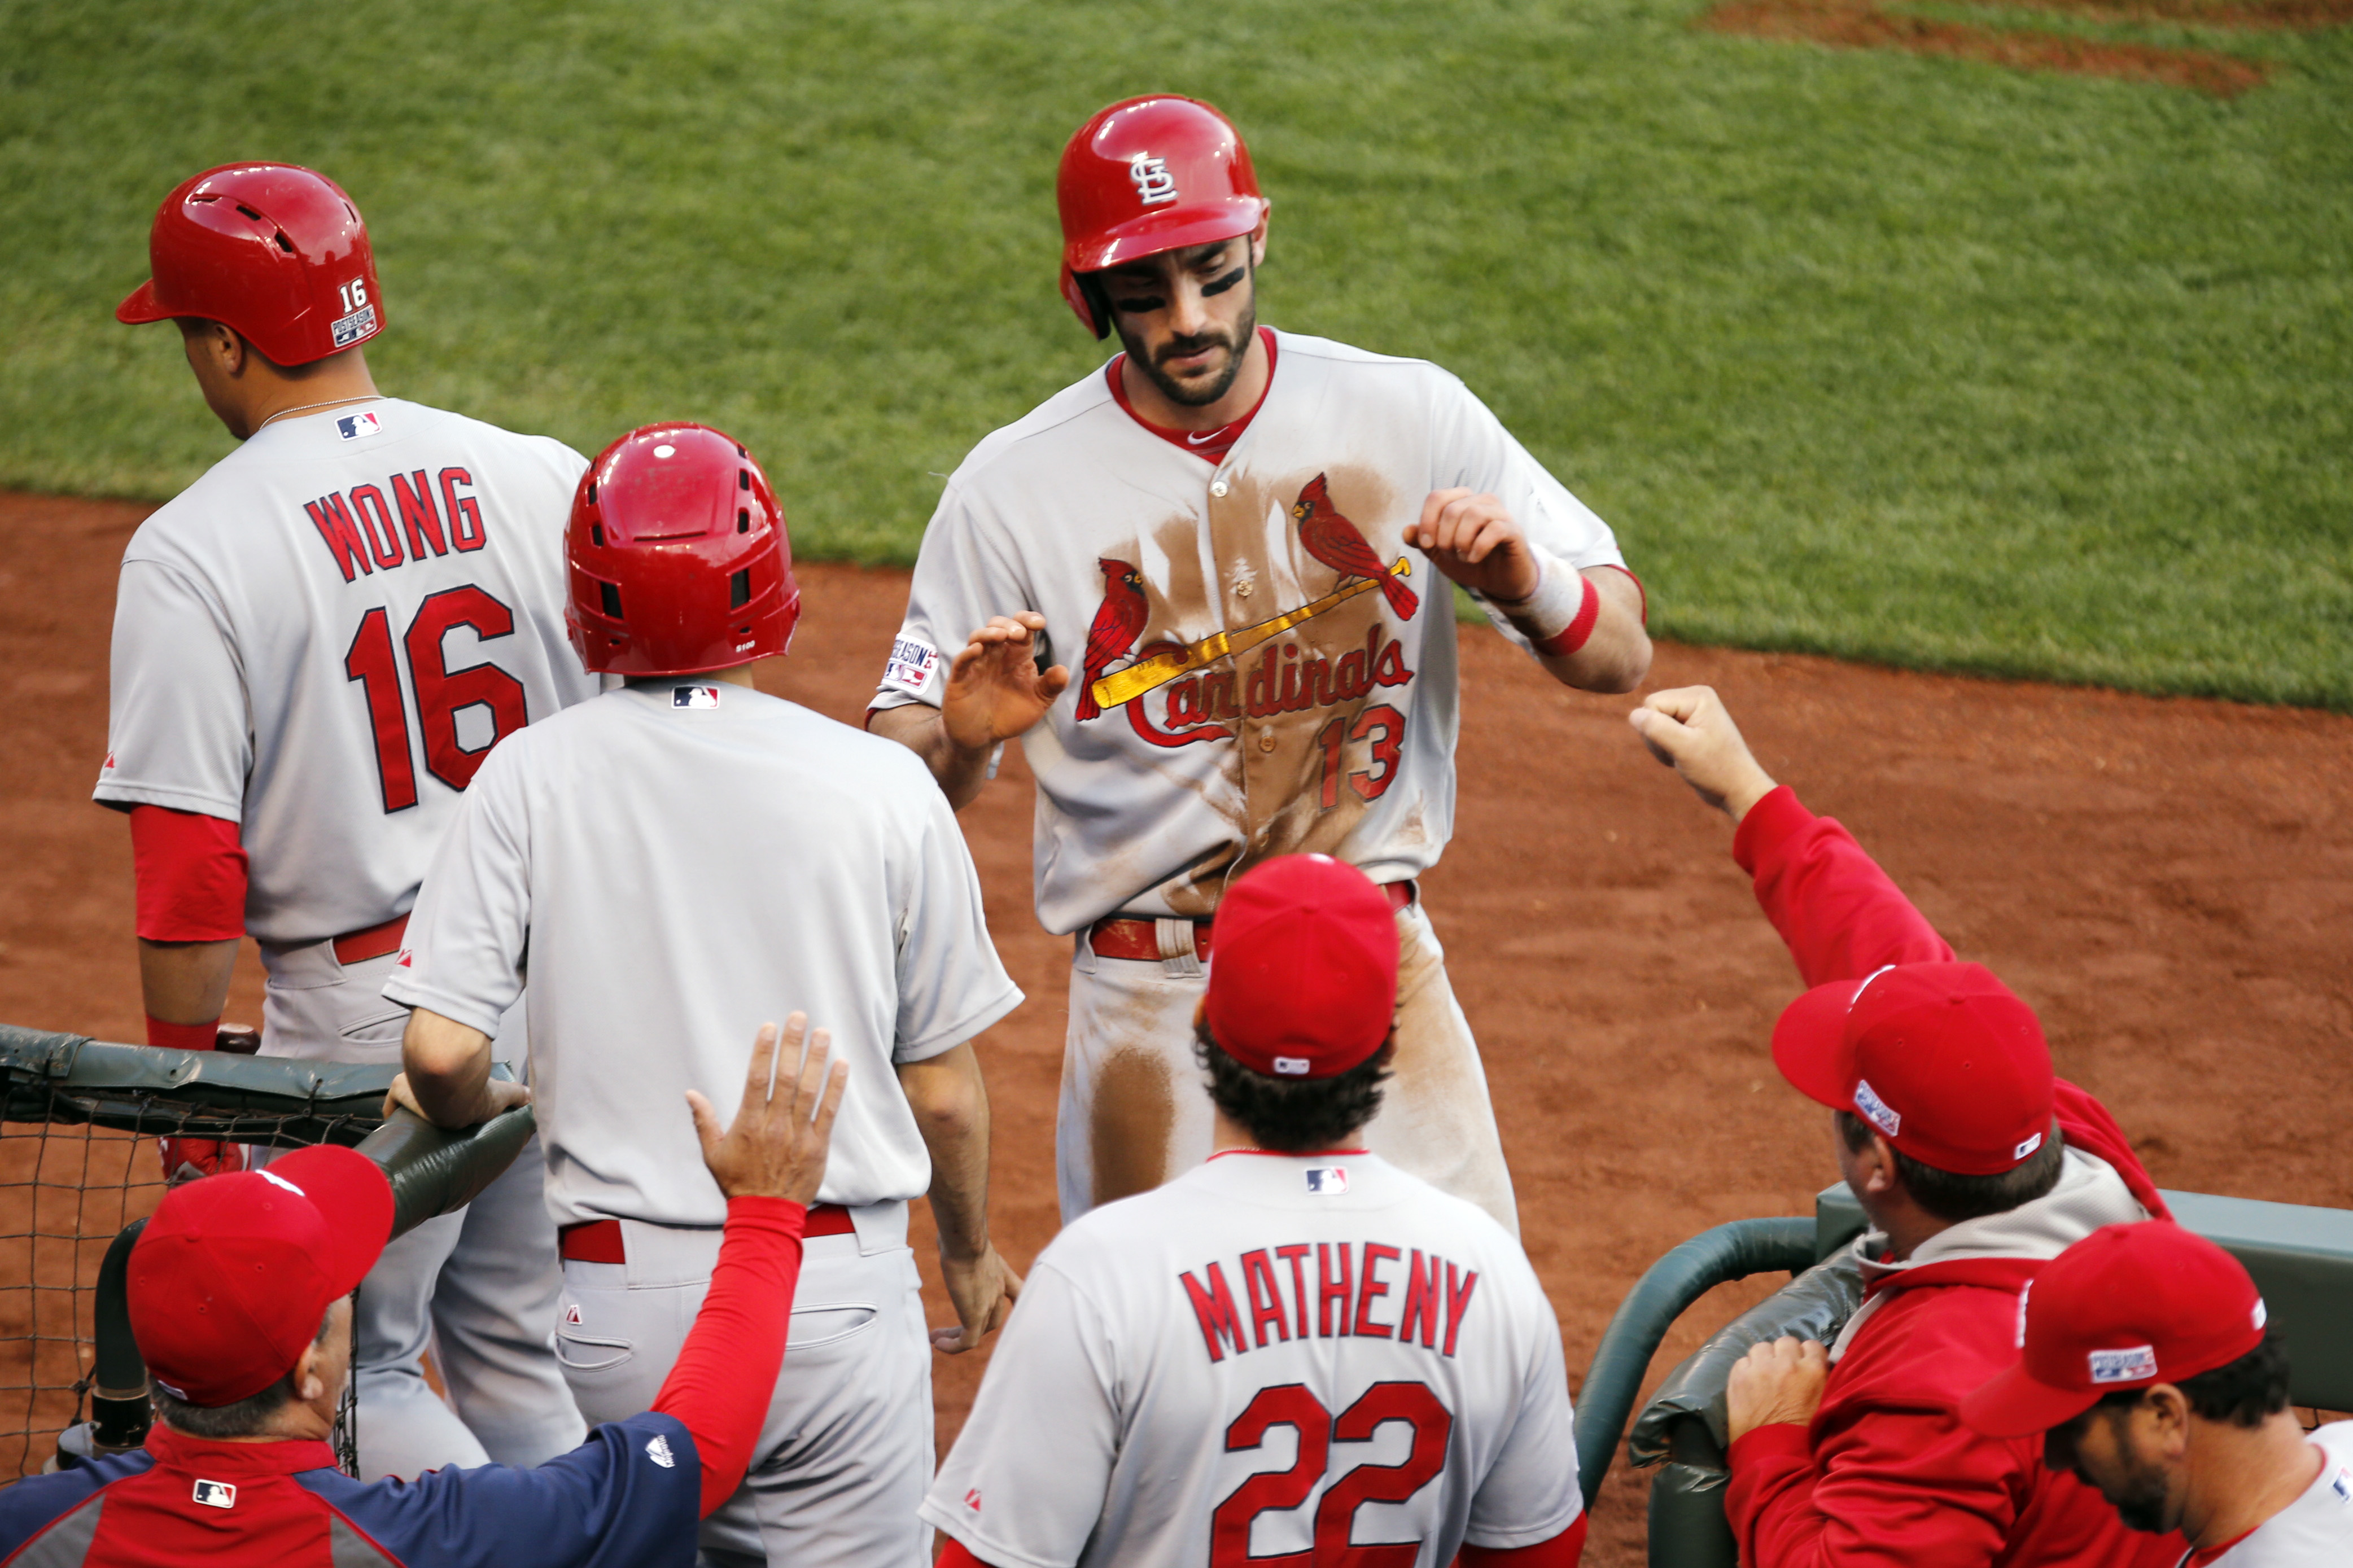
[1772,961,2054,1176]
[128,1145,393,1406]
[1205,855,1398,1080]
[1961,1222,2268,1438]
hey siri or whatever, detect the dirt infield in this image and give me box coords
[1697,0,2353,97]
[3,489,2348,1558]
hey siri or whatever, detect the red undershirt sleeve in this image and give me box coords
[128,804,247,944]
[650,1197,807,1517]
[1730,786,1956,987]
[1463,1513,1590,1566]
[934,1539,991,1568]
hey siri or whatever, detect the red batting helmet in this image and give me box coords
[116,163,384,367]
[1056,95,1268,339]
[566,424,802,678]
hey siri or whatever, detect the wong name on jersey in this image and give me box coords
[303,467,489,581]
[1182,1241,1478,1363]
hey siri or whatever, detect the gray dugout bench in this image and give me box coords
[1571,1185,2353,1568]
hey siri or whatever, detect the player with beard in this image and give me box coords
[871,94,1650,1232]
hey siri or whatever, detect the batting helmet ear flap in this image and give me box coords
[1061,264,1111,339]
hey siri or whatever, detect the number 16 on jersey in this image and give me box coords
[344,586,527,812]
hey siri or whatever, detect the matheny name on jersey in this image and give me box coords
[304,468,489,583]
[1181,1242,1479,1365]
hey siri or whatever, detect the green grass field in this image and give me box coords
[5,0,2347,705]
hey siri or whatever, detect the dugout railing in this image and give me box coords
[0,1023,533,1479]
[1575,1184,2353,1568]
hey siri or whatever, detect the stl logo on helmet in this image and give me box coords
[1129,152,1179,207]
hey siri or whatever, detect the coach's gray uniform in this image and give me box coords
[387,678,1023,1568]
[95,399,591,1479]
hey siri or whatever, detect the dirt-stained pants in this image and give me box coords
[1057,899,1519,1234]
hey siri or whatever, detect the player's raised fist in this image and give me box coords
[1406,488,1541,602]
[1628,686,1780,822]
[687,1014,850,1207]
[943,612,1072,751]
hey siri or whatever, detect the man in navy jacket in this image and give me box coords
[0,1016,845,1567]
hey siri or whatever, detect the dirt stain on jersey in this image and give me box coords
[1090,1044,1178,1208]
[1212,463,1412,874]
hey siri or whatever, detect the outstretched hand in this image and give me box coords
[943,614,1070,753]
[1627,686,1780,822]
[687,1014,849,1207]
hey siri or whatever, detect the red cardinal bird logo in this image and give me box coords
[1292,474,1418,621]
[1076,558,1148,721]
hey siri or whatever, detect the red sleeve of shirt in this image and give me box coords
[1727,1411,2019,1568]
[1463,1513,1589,1566]
[935,1539,991,1568]
[1730,789,2172,1218]
[128,804,247,943]
[1731,786,1956,988]
[650,1197,807,1517]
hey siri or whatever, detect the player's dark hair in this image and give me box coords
[1195,1022,1393,1152]
[1835,1111,2067,1223]
[2091,1326,2295,1430]
[150,1306,336,1439]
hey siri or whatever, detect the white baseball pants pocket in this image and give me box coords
[556,1219,933,1568]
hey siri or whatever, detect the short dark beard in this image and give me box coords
[2090,1408,2176,1533]
[1114,267,1258,409]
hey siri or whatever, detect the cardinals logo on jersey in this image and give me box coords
[1078,475,1419,723]
[1075,559,1148,722]
[1292,474,1419,621]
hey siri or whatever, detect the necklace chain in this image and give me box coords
[255,394,384,432]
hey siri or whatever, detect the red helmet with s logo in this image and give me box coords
[1056,97,1268,339]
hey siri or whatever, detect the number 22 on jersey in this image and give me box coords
[1212,1381,1452,1567]
[345,586,527,811]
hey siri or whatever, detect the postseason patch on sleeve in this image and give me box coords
[884,636,941,696]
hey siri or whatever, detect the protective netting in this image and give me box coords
[0,1029,391,1482]
[0,1110,163,1480]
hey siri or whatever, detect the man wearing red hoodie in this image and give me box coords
[1628,686,2183,1568]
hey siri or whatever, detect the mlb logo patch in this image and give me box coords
[192,1479,237,1509]
[883,636,939,696]
[672,684,721,709]
[335,410,382,440]
[2087,1344,2159,1385]
[1851,1078,1901,1138]
[1305,1166,1349,1196]
[2330,1465,2350,1505]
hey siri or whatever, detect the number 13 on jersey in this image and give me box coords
[344,586,528,812]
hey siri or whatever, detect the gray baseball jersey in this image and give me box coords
[94,398,597,943]
[2210,1420,2353,1567]
[869,330,1626,936]
[384,680,1024,1225]
[922,1150,1582,1567]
